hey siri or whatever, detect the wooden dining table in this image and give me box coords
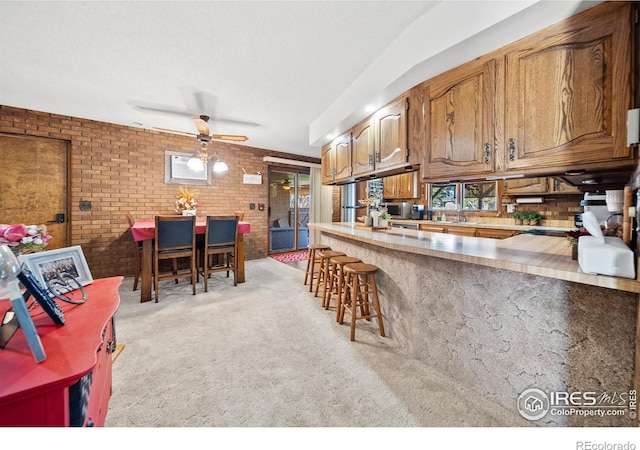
[130,219,252,303]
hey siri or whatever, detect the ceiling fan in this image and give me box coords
[154,115,249,144]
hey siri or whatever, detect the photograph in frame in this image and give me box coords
[19,245,93,293]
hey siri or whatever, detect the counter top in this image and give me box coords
[389,218,573,232]
[309,222,640,294]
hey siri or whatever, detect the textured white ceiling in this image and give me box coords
[0,1,598,158]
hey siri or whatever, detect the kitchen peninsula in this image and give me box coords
[308,222,637,426]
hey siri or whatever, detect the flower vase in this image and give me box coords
[378,219,388,228]
[182,209,196,216]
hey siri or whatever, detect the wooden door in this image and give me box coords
[426,59,496,180]
[375,97,408,171]
[0,135,69,249]
[351,119,375,177]
[504,2,633,171]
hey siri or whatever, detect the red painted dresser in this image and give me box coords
[0,277,122,426]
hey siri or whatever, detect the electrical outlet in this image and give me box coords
[80,200,92,211]
[249,203,255,210]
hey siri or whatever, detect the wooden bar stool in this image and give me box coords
[304,244,331,292]
[339,263,385,341]
[314,250,345,300]
[323,256,361,316]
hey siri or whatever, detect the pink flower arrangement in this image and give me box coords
[0,223,52,254]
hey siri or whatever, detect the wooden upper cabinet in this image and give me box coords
[321,132,352,184]
[503,177,549,195]
[382,172,419,199]
[351,119,376,177]
[407,81,428,169]
[504,1,633,172]
[374,96,409,171]
[333,133,352,182]
[321,143,334,184]
[425,59,496,180]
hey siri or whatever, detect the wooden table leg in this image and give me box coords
[237,234,245,283]
[140,239,152,302]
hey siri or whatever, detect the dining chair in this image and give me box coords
[198,215,239,292]
[125,213,142,291]
[233,211,245,221]
[153,215,197,302]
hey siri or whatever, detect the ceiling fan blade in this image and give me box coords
[153,127,196,137]
[211,134,249,142]
[212,117,261,128]
[194,117,210,135]
[132,103,195,118]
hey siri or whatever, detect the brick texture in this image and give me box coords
[0,106,320,279]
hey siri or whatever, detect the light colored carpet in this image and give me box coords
[105,257,531,427]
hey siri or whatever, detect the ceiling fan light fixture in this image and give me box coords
[187,148,205,171]
[213,153,228,173]
[282,180,291,190]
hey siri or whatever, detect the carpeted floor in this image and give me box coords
[105,257,531,427]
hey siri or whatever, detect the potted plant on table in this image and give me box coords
[378,209,391,228]
[526,213,542,226]
[512,212,525,225]
[565,227,590,260]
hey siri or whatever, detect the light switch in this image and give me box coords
[258,203,264,211]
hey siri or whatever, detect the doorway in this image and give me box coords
[268,168,310,253]
[0,134,69,249]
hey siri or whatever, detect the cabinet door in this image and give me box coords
[351,119,375,177]
[445,226,477,237]
[396,172,418,199]
[504,2,633,171]
[321,143,334,184]
[475,228,517,239]
[407,82,428,169]
[551,178,581,194]
[426,59,496,180]
[382,174,397,198]
[420,224,445,233]
[333,133,352,182]
[503,177,549,195]
[375,97,408,171]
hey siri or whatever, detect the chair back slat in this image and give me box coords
[155,216,196,250]
[206,215,239,247]
[125,213,135,228]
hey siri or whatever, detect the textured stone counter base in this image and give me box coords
[321,233,636,427]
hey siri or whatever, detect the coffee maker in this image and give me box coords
[411,204,424,220]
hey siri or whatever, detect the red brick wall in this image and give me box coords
[0,106,320,279]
